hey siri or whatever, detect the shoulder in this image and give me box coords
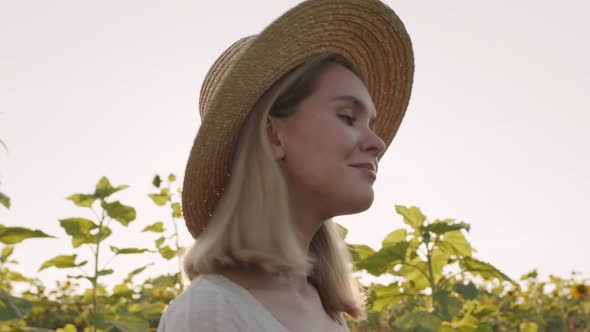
[157,275,242,332]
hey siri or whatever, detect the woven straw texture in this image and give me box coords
[182,0,414,238]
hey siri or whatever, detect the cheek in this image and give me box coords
[282,133,374,213]
[281,116,358,189]
[285,142,334,184]
[285,145,352,197]
[294,130,349,175]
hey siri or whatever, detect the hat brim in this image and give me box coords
[183,0,414,238]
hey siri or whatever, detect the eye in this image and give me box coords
[338,114,355,126]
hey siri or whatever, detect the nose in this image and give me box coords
[361,127,386,158]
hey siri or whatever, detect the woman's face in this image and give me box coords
[268,63,386,220]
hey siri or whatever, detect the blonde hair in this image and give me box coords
[183,52,367,321]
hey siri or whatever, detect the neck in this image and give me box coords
[290,199,330,257]
[217,266,311,293]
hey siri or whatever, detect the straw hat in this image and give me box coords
[182,0,414,238]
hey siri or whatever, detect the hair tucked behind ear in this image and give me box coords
[183,52,368,321]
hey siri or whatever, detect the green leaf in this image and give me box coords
[105,314,150,332]
[59,218,98,248]
[460,257,518,287]
[382,229,407,247]
[423,220,471,235]
[431,247,451,283]
[66,193,97,208]
[94,176,129,199]
[97,269,114,276]
[168,173,176,183]
[126,263,153,282]
[370,283,403,311]
[347,244,376,264]
[113,284,133,297]
[150,274,179,288]
[158,246,176,260]
[407,236,421,259]
[83,284,107,304]
[334,223,348,240]
[1,246,14,263]
[149,193,168,206]
[0,292,33,320]
[152,175,162,188]
[66,274,92,282]
[0,225,54,245]
[438,230,472,257]
[89,313,108,329]
[396,256,431,291]
[519,322,539,332]
[126,303,142,313]
[155,236,165,248]
[0,192,10,209]
[453,282,480,300]
[356,242,409,276]
[96,225,113,242]
[5,270,31,282]
[102,201,136,226]
[172,202,182,218]
[440,314,479,332]
[128,302,165,316]
[520,269,538,280]
[110,245,153,255]
[434,289,464,321]
[472,304,497,319]
[55,324,78,332]
[142,221,165,233]
[397,310,443,331]
[38,254,87,271]
[395,205,427,229]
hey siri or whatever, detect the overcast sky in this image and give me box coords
[1,0,588,291]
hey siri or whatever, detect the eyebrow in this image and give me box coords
[331,95,376,129]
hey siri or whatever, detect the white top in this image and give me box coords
[157,274,350,332]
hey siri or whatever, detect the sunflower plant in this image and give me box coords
[344,205,518,331]
[344,206,589,331]
[1,176,588,331]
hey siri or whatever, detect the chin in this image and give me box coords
[340,192,375,215]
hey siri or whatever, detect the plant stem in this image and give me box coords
[91,208,105,332]
[172,216,184,291]
[168,182,184,292]
[426,242,437,309]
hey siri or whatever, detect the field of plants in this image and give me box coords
[1,175,588,331]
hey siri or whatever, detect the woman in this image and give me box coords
[158,0,414,331]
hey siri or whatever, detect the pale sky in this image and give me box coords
[1,0,588,291]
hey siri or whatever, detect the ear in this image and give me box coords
[266,117,286,160]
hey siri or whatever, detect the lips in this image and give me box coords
[350,163,377,181]
[349,163,376,172]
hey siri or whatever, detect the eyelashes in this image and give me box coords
[338,114,356,125]
[338,114,377,132]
